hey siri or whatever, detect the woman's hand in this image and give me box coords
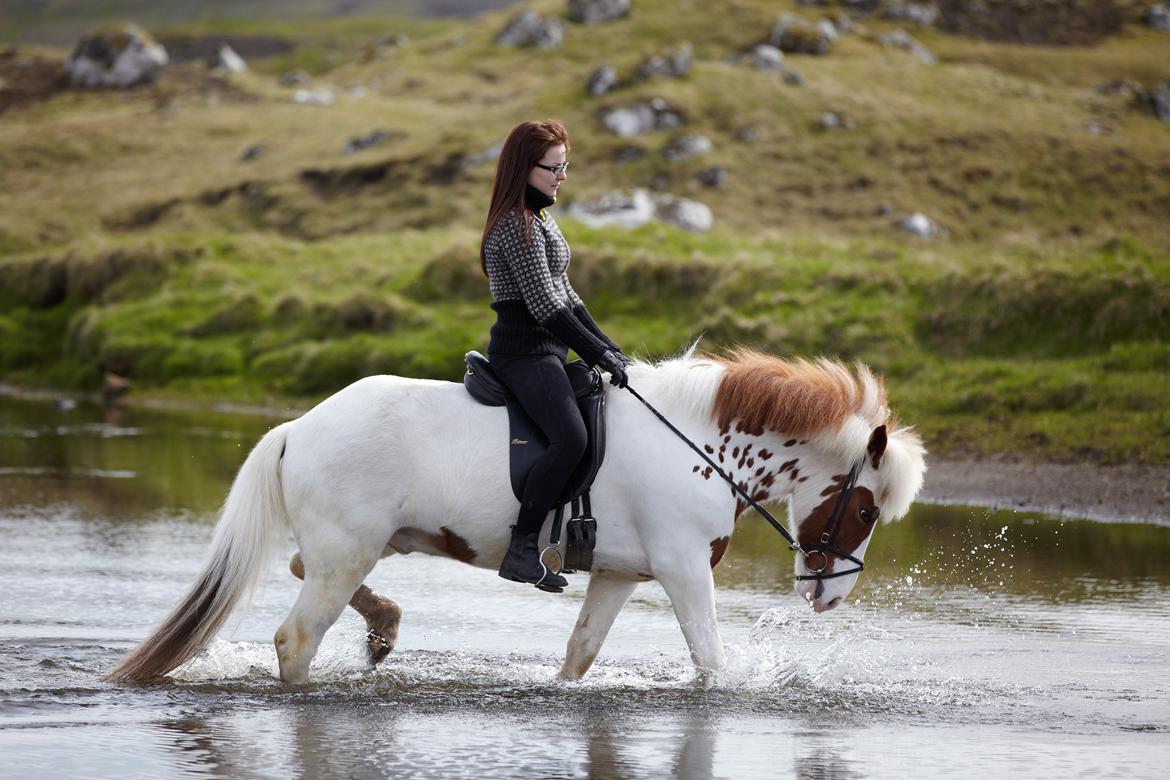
[598,351,629,388]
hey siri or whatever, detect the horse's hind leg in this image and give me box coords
[289,551,402,665]
[275,550,379,684]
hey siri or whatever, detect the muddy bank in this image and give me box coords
[922,457,1170,526]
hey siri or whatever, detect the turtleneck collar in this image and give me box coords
[525,184,556,217]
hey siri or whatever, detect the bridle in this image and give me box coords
[625,385,867,583]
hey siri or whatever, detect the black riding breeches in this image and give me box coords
[489,353,587,535]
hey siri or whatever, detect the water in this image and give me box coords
[1,394,1168,779]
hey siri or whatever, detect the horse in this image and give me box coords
[105,346,926,685]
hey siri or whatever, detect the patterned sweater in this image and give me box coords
[484,208,619,364]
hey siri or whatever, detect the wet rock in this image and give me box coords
[896,212,946,238]
[662,132,712,161]
[771,15,836,54]
[209,44,246,73]
[633,42,692,81]
[566,188,712,231]
[876,29,937,64]
[1149,5,1170,31]
[1135,82,1170,123]
[496,11,564,49]
[751,44,785,70]
[65,23,168,88]
[280,68,311,86]
[240,144,266,161]
[599,98,683,137]
[586,64,619,96]
[343,130,390,155]
[884,3,939,26]
[696,166,726,187]
[568,0,631,24]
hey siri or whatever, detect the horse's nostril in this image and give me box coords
[829,597,842,608]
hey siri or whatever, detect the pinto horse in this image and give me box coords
[106,347,926,684]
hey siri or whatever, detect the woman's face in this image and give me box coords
[527,143,568,199]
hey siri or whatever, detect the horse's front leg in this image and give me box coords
[656,560,727,673]
[289,551,402,664]
[558,573,638,680]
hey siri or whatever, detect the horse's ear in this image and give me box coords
[867,425,888,469]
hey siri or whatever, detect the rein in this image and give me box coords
[624,384,865,582]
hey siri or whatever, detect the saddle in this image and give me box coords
[464,351,605,571]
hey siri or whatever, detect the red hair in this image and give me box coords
[480,119,570,275]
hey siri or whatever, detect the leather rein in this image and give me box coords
[625,384,866,582]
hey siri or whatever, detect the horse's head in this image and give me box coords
[790,424,926,612]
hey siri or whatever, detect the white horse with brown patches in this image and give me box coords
[106,347,926,685]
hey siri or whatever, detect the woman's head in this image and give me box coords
[481,119,571,273]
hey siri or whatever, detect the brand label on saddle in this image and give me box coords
[511,438,528,445]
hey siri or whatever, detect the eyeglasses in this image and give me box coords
[533,161,570,176]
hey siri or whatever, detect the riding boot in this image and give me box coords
[498,528,568,592]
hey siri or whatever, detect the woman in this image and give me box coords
[481,119,629,592]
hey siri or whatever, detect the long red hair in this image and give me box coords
[480,119,570,275]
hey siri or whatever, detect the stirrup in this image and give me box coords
[535,544,565,593]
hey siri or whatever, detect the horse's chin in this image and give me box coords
[795,579,852,613]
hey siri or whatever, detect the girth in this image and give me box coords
[464,351,606,571]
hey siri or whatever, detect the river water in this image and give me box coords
[0,394,1167,779]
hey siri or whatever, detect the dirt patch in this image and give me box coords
[921,456,1170,525]
[0,47,64,115]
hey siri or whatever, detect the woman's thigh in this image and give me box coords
[490,354,585,446]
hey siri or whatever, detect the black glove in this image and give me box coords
[614,351,633,367]
[597,350,629,388]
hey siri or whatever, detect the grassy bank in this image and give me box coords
[1,0,1168,463]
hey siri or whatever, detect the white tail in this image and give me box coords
[104,422,291,682]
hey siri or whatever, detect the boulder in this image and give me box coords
[586,64,619,96]
[568,0,631,24]
[696,166,726,188]
[662,132,712,161]
[1135,82,1170,123]
[209,44,246,73]
[876,29,937,64]
[771,15,836,54]
[240,144,266,161]
[293,87,334,106]
[65,23,168,88]
[599,98,683,137]
[821,111,855,130]
[1148,5,1170,31]
[633,42,692,81]
[783,68,804,86]
[496,11,564,49]
[896,212,946,238]
[343,130,390,155]
[884,3,939,26]
[566,188,712,231]
[279,68,311,86]
[751,44,785,70]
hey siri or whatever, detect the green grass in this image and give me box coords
[1,0,1169,463]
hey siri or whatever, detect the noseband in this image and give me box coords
[626,385,867,583]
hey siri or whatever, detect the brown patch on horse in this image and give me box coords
[797,484,878,575]
[710,536,731,568]
[711,349,875,438]
[389,527,477,563]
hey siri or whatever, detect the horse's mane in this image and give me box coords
[629,344,925,519]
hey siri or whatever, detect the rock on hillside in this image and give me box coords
[64,23,168,88]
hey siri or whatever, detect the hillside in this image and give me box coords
[1,0,1168,463]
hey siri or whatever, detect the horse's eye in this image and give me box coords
[859,507,879,524]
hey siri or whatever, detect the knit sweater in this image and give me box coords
[484,208,619,364]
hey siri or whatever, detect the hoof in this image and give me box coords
[366,630,393,665]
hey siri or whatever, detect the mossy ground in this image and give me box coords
[1,0,1168,463]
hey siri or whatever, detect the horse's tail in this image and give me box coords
[104,421,292,683]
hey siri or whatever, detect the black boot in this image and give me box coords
[498,528,568,592]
